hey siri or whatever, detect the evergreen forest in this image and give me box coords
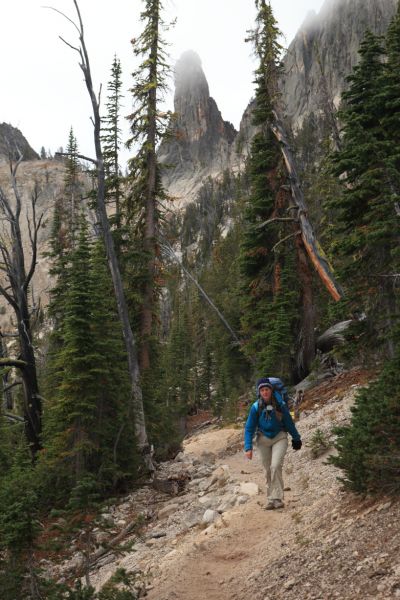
[1,0,400,597]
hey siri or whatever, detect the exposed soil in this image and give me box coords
[50,369,400,600]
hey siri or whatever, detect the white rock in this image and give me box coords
[198,495,217,509]
[202,509,219,524]
[239,482,259,496]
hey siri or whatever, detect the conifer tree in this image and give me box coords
[101,55,124,229]
[56,1,152,468]
[240,1,301,380]
[330,340,400,495]
[42,218,136,499]
[64,128,82,243]
[331,31,399,356]
[127,0,171,373]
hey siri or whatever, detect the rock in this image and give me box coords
[205,464,230,491]
[174,452,185,462]
[198,494,217,509]
[216,495,237,512]
[236,495,249,505]
[284,578,296,590]
[182,513,202,530]
[93,530,109,545]
[239,482,259,496]
[158,51,237,210]
[377,501,392,512]
[202,509,220,524]
[158,503,180,519]
[200,450,217,465]
[116,519,127,527]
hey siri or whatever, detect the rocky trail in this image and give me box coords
[47,370,400,599]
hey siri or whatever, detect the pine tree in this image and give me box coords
[101,55,124,229]
[64,128,82,243]
[42,217,137,501]
[239,1,300,380]
[126,0,172,373]
[0,446,40,598]
[330,341,400,495]
[331,30,399,357]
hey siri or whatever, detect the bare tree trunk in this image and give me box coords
[294,231,316,379]
[271,113,343,302]
[0,331,13,410]
[18,311,41,456]
[0,159,43,456]
[60,1,153,469]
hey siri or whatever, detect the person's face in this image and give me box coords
[260,386,272,402]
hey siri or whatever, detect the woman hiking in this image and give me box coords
[244,377,302,510]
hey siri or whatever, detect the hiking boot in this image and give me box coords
[265,500,275,510]
[273,499,284,509]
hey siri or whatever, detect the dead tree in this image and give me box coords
[48,0,153,470]
[271,113,343,302]
[0,155,44,456]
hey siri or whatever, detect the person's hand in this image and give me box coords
[292,439,302,451]
[245,450,253,460]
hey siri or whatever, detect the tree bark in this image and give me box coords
[294,230,316,380]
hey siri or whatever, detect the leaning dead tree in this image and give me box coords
[48,0,153,470]
[270,114,343,302]
[0,154,44,456]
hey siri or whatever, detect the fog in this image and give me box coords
[0,0,326,164]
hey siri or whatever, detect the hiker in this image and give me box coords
[244,377,302,510]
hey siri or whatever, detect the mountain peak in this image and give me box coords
[159,51,237,209]
[174,50,209,101]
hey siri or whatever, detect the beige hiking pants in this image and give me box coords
[256,430,288,501]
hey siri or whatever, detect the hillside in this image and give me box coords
[41,369,400,599]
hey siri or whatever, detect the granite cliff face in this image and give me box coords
[160,0,398,211]
[0,122,39,162]
[282,0,398,130]
[0,159,91,327]
[158,51,237,208]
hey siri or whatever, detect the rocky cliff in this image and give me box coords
[160,0,398,211]
[282,0,398,130]
[158,51,237,209]
[0,159,91,329]
[0,122,39,162]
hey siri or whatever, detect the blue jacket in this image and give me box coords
[244,393,301,451]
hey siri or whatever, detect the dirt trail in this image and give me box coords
[86,370,399,600]
[146,429,297,600]
[145,382,400,600]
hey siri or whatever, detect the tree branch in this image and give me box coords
[0,358,27,369]
[43,6,81,35]
[271,231,302,252]
[257,216,297,229]
[3,381,22,393]
[54,151,97,165]
[0,282,18,311]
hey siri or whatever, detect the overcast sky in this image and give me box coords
[1,0,326,164]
